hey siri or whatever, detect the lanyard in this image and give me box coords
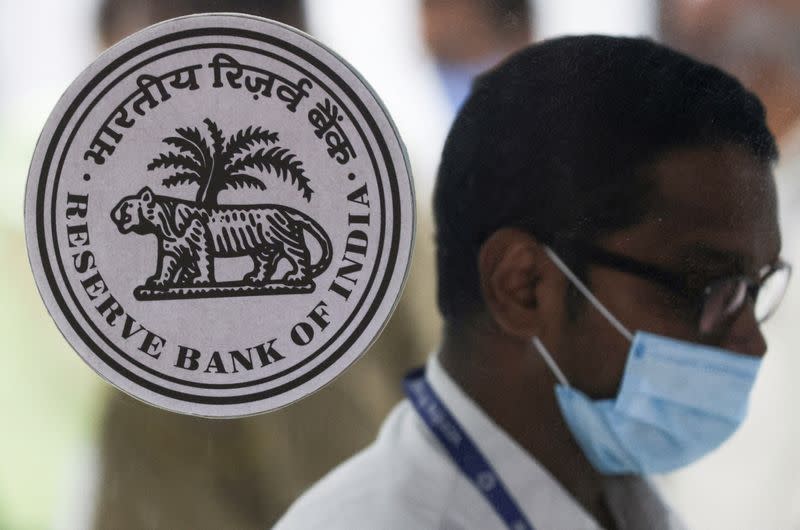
[404,367,535,530]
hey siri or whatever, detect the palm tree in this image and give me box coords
[147,118,313,206]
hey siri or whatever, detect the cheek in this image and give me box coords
[595,269,702,344]
[557,305,632,399]
[625,286,700,342]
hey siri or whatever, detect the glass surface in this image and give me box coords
[3,1,800,529]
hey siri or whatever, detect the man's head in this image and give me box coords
[433,35,780,398]
[420,0,532,65]
[98,0,306,48]
[420,0,533,112]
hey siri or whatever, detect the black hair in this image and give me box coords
[433,35,778,322]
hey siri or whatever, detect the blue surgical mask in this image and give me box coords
[533,247,762,475]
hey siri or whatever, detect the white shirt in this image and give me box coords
[275,355,684,529]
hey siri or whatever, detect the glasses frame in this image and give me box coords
[578,245,792,331]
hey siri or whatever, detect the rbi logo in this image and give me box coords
[111,118,332,300]
[25,15,414,417]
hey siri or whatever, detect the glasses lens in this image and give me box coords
[699,279,748,335]
[699,262,792,335]
[755,262,792,323]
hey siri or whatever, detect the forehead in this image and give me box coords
[606,144,780,271]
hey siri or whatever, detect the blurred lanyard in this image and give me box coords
[404,368,535,530]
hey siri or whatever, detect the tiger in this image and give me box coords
[110,186,333,290]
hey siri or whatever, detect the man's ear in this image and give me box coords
[478,228,560,339]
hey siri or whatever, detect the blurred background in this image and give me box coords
[2,0,800,528]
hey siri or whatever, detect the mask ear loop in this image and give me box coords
[532,336,571,388]
[543,246,634,343]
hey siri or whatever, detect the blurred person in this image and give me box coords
[90,1,440,529]
[659,1,800,527]
[276,35,786,529]
[98,0,306,45]
[660,0,800,139]
[406,0,535,226]
[421,0,533,113]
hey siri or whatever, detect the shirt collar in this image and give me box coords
[425,354,602,529]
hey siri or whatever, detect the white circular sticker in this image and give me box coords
[25,14,415,417]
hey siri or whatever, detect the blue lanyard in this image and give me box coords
[404,367,535,530]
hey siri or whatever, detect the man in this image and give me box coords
[275,35,789,529]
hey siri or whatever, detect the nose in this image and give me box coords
[720,300,768,358]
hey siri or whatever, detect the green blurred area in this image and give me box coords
[0,114,104,530]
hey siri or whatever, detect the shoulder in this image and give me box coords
[274,401,459,530]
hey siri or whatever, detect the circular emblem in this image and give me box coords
[25,14,415,417]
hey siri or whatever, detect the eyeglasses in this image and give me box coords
[579,245,792,336]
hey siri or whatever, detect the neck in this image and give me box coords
[438,324,617,529]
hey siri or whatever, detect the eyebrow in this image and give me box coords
[674,244,748,274]
[675,242,781,278]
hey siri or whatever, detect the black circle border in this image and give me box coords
[51,42,388,389]
[34,27,405,406]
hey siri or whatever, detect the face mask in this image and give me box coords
[533,247,762,475]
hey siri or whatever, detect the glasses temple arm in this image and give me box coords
[544,246,634,343]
